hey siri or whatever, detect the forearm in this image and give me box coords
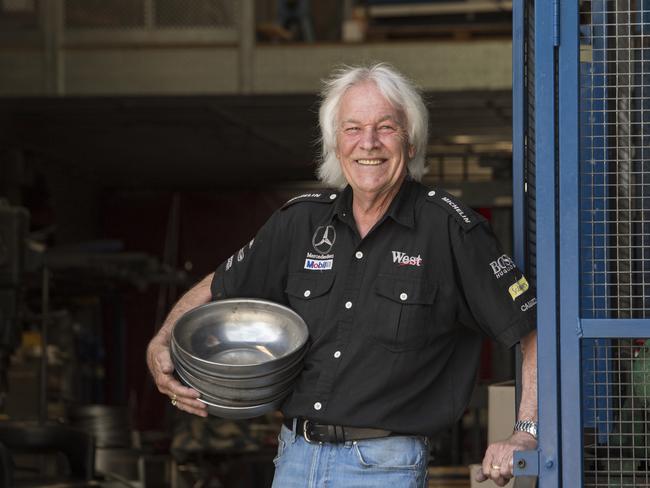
[148,272,215,350]
[517,329,538,422]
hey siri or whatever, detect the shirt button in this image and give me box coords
[314,402,322,410]
[400,292,408,301]
[334,351,341,358]
[345,301,352,309]
[355,251,363,259]
[304,290,311,298]
[329,194,337,200]
[428,190,436,197]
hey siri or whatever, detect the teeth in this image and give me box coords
[356,159,383,165]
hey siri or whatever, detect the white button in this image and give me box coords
[304,290,311,298]
[329,194,337,200]
[355,251,363,259]
[334,351,341,358]
[314,402,322,410]
[400,292,408,301]
[345,301,352,309]
[428,190,436,197]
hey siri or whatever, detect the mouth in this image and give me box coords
[355,158,386,166]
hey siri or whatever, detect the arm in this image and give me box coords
[145,272,215,417]
[476,329,538,486]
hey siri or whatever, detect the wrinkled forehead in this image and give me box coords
[337,81,406,125]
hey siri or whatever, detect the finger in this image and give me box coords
[155,352,174,374]
[173,399,209,418]
[481,451,496,479]
[474,465,488,482]
[494,476,508,487]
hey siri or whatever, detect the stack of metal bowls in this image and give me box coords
[170,298,309,419]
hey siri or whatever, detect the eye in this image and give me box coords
[378,124,396,132]
[344,126,361,134]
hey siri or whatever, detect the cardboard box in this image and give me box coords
[488,381,516,444]
[469,381,516,488]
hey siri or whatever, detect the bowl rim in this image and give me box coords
[171,298,309,370]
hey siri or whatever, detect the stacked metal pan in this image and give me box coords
[170,298,308,419]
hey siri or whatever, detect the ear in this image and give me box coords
[408,144,415,159]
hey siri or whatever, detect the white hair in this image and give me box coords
[317,63,429,188]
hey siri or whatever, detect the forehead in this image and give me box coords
[338,82,400,122]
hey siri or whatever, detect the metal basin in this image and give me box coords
[172,299,309,377]
[176,368,294,407]
[172,339,305,384]
[198,395,287,419]
[174,356,299,402]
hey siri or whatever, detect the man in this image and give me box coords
[147,63,538,487]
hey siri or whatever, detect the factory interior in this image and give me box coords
[1,1,648,487]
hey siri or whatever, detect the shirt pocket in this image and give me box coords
[371,274,438,352]
[285,272,335,340]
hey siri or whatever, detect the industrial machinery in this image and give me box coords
[0,201,29,411]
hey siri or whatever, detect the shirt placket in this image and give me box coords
[309,216,366,415]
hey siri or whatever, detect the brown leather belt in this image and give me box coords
[283,418,393,444]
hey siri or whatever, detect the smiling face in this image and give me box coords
[335,81,414,199]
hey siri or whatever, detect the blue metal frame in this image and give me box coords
[534,2,561,487]
[557,1,581,486]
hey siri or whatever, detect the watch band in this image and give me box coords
[514,419,538,439]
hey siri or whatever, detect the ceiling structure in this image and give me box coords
[0,89,512,190]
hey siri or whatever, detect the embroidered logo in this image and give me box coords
[489,254,515,279]
[304,258,333,270]
[508,277,530,300]
[441,196,471,224]
[225,255,234,271]
[392,251,423,267]
[312,225,336,254]
[520,297,537,312]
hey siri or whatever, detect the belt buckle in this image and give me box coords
[302,419,321,444]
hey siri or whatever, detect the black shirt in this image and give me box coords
[211,179,536,437]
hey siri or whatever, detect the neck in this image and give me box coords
[352,179,404,238]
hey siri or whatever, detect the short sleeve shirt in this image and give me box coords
[211,179,536,437]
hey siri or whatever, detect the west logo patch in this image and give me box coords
[392,251,423,267]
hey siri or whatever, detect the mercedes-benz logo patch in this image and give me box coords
[312,225,336,254]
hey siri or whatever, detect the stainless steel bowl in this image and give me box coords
[172,339,306,383]
[172,299,309,377]
[174,355,299,402]
[198,395,287,419]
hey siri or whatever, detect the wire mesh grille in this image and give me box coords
[580,0,650,319]
[525,0,537,284]
[583,339,650,487]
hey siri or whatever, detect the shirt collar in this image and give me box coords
[333,177,416,229]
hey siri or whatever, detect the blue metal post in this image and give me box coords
[557,1,581,486]
[534,1,560,486]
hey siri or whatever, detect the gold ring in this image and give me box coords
[171,394,177,407]
[491,464,501,470]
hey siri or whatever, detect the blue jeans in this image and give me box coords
[271,422,429,487]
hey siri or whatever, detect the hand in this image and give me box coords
[146,339,208,417]
[475,431,537,486]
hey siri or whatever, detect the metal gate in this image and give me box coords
[513,1,650,487]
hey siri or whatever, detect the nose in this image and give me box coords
[359,126,380,151]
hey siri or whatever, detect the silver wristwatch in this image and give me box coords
[514,419,538,439]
